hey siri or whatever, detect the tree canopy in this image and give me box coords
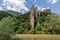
[0,11,60,34]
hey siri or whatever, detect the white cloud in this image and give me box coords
[2,0,29,12]
[35,5,41,11]
[47,0,58,4]
[0,7,3,10]
[24,7,29,11]
[41,7,50,11]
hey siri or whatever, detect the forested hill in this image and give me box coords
[0,10,52,21]
[0,10,60,34]
[0,11,12,20]
[0,11,30,22]
[6,10,21,16]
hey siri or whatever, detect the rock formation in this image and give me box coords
[30,5,40,31]
[42,8,51,13]
[30,5,35,31]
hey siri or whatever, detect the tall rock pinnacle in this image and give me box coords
[30,5,35,31]
[30,5,40,32]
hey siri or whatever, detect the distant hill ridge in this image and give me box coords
[6,10,21,16]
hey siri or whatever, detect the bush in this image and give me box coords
[11,38,22,40]
[16,22,31,34]
[0,16,17,40]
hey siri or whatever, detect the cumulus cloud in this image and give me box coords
[47,0,58,4]
[0,7,3,10]
[35,5,41,11]
[2,0,29,12]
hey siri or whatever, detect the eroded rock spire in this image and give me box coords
[30,5,40,32]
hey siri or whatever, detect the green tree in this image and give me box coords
[36,13,60,34]
[43,14,60,34]
[0,16,17,40]
[0,11,12,21]
[16,22,31,34]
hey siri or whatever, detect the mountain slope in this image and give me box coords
[6,10,21,16]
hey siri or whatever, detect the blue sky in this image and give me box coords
[0,0,60,14]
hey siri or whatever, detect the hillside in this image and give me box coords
[0,10,60,34]
[0,11,13,20]
[6,10,21,16]
[0,10,60,40]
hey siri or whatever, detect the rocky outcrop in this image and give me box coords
[30,5,40,31]
[30,5,35,31]
[42,8,51,13]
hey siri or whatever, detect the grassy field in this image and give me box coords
[12,34,60,40]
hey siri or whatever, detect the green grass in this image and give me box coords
[11,34,60,40]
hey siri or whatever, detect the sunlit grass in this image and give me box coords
[12,34,60,40]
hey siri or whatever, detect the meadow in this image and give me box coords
[12,34,60,40]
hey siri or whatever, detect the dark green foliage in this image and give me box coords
[0,11,13,21]
[39,12,50,24]
[37,13,60,34]
[0,10,60,36]
[7,10,21,16]
[16,22,31,34]
[11,38,23,40]
[15,12,31,34]
[0,16,18,40]
[18,12,30,22]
